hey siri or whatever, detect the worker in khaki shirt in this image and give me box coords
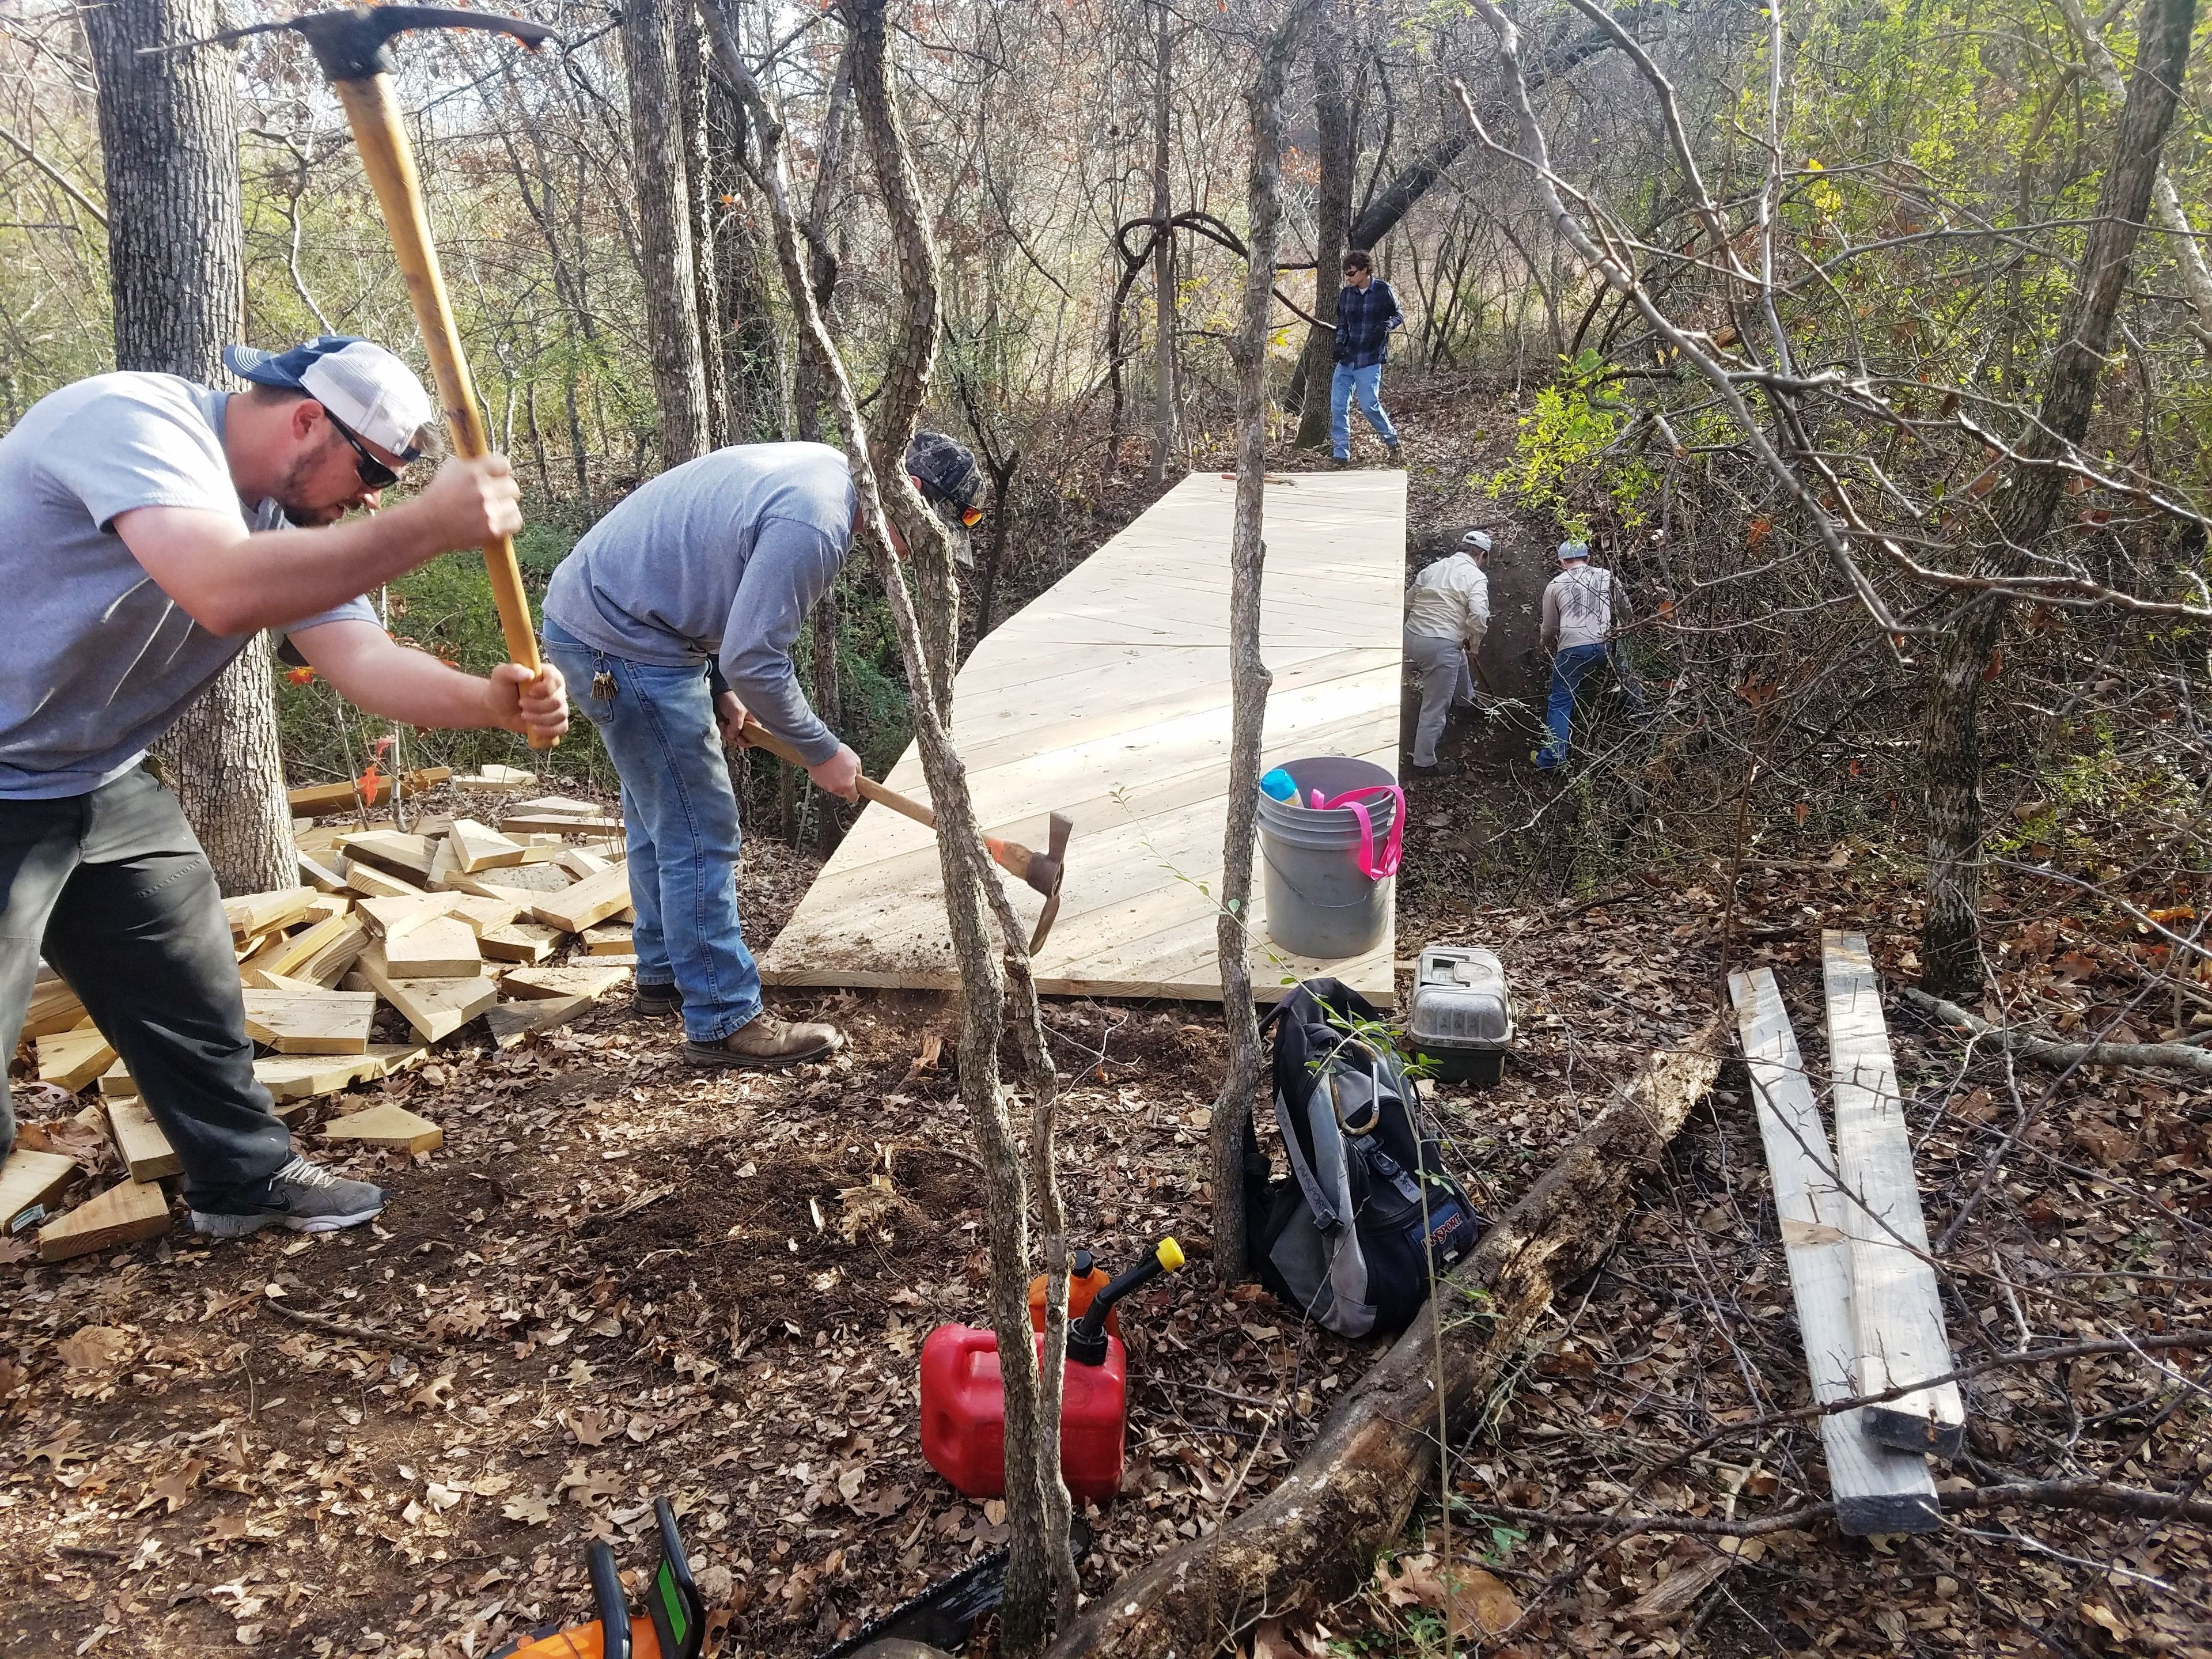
[1403,528,1493,776]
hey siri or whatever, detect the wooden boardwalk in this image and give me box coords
[759,470,1405,1002]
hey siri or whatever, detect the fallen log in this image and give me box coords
[1048,1018,1726,1659]
[1902,987,2212,1078]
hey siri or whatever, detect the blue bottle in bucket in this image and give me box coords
[1255,756,1402,959]
[1260,767,1297,803]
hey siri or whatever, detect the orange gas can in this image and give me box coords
[1029,1248,1119,1337]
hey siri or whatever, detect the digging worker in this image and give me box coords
[1535,539,1639,770]
[541,434,984,1070]
[1330,249,1405,467]
[0,335,570,1238]
[1404,528,1493,777]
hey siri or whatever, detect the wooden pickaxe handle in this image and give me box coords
[736,715,1062,898]
[331,74,554,749]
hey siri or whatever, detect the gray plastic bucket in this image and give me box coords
[1257,756,1399,959]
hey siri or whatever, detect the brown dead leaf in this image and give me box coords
[502,1493,553,1525]
[563,1407,618,1447]
[151,1458,207,1514]
[56,1325,132,1370]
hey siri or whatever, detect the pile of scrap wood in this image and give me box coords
[5,793,634,1264]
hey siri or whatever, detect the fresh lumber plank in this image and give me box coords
[342,859,427,902]
[579,923,634,957]
[449,817,527,872]
[97,1060,138,1099]
[509,794,602,817]
[529,863,634,934]
[482,994,592,1049]
[338,832,437,885]
[37,1028,115,1093]
[243,910,358,980]
[0,1149,78,1234]
[381,915,482,979]
[346,949,498,1043]
[502,812,623,836]
[1730,969,1941,1533]
[105,1099,180,1183]
[500,962,632,1001]
[296,917,370,988]
[301,893,352,926]
[24,975,85,1039]
[458,861,573,897]
[558,847,618,879]
[288,779,365,815]
[321,1103,444,1154]
[478,922,559,965]
[454,763,536,793]
[442,894,524,935]
[300,850,351,894]
[241,987,377,1055]
[255,1043,426,1105]
[224,886,313,940]
[1823,931,1967,1457]
[357,893,463,939]
[38,1179,169,1262]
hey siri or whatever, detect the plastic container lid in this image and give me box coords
[1408,945,1514,1047]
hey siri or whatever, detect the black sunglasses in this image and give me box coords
[324,411,403,490]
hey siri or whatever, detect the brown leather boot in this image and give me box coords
[682,1011,843,1069]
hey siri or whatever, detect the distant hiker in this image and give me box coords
[541,434,984,1070]
[1404,528,1493,776]
[1535,539,1639,769]
[0,335,569,1238]
[1330,250,1404,467]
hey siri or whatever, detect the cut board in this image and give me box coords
[760,472,1405,1002]
[322,1103,444,1154]
[381,916,482,979]
[1730,968,1940,1533]
[38,1178,169,1262]
[241,987,377,1055]
[255,1043,427,1105]
[1823,931,1967,1456]
[346,949,499,1043]
[1,1148,78,1233]
[483,994,592,1049]
[105,1099,180,1183]
[531,863,635,934]
[37,1028,115,1093]
[501,962,631,1001]
[479,922,559,964]
[450,817,527,872]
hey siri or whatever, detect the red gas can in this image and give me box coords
[918,1327,1130,1504]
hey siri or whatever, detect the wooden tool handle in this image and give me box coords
[334,75,553,750]
[736,716,935,828]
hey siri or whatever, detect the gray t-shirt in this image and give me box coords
[541,442,857,766]
[0,372,376,799]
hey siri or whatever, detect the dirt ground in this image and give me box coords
[5,394,2208,1657]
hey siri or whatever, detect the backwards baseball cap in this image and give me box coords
[907,430,984,527]
[224,336,436,462]
[1459,528,1493,554]
[1558,539,1592,562]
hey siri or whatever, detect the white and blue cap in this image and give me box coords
[1557,539,1592,562]
[1458,528,1493,555]
[224,336,436,462]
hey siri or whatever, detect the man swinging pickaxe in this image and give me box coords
[165,6,558,745]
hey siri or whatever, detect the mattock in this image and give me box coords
[158,7,560,746]
[738,717,1074,955]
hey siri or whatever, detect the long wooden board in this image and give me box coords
[1730,969,1940,1533]
[760,472,1405,1002]
[1823,932,1967,1456]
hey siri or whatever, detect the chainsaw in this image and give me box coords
[491,1497,705,1659]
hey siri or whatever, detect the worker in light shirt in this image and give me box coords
[1403,528,1493,777]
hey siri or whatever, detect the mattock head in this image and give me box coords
[157,6,554,82]
[1027,812,1075,957]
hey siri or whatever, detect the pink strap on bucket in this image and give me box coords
[1309,784,1404,879]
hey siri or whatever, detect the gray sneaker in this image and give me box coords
[189,1156,387,1238]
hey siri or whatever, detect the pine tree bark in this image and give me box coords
[621,0,713,465]
[1292,3,1353,451]
[84,0,294,897]
[1210,15,1301,1285]
[1920,0,2196,995]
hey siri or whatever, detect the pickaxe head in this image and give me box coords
[1026,812,1075,956]
[168,6,553,83]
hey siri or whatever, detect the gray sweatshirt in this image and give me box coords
[1541,563,1619,652]
[543,443,857,765]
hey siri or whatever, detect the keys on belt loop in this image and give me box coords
[591,669,618,702]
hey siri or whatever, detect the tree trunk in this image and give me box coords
[709,67,787,442]
[794,47,855,445]
[1919,0,2195,997]
[84,0,294,897]
[676,0,731,450]
[1210,19,1298,1287]
[1051,1022,1725,1659]
[620,0,713,465]
[1147,0,1179,486]
[1293,5,1353,451]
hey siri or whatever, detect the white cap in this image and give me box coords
[1459,529,1493,554]
[225,336,437,460]
[1558,539,1591,562]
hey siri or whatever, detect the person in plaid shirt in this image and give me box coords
[1330,249,1404,465]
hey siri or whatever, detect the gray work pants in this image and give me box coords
[1,768,293,1208]
[1405,628,1478,767]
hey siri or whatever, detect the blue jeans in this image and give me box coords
[1330,361,1399,459]
[543,620,763,1043]
[1536,643,1611,768]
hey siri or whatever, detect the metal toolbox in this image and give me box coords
[1407,945,1514,1085]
